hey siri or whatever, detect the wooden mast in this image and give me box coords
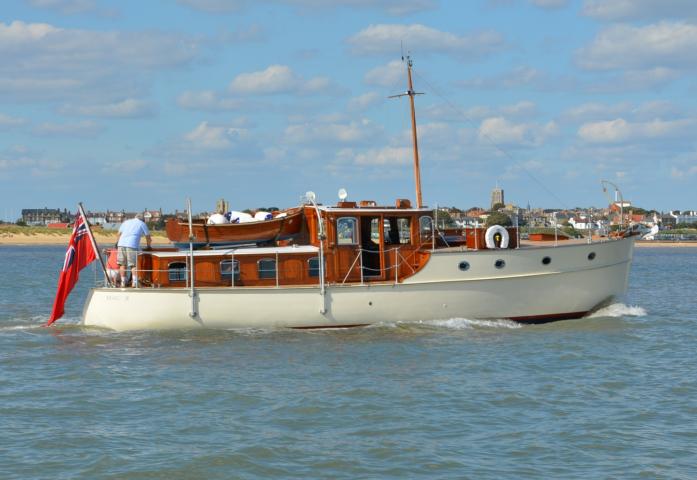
[406,57,423,208]
[390,56,424,208]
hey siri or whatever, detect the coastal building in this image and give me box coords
[490,185,504,209]
[21,208,72,226]
[670,210,697,226]
[142,209,163,223]
[216,199,229,214]
[105,210,127,224]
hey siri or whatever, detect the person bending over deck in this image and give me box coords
[105,248,123,287]
[116,213,152,287]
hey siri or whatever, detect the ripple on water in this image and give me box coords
[2,247,697,479]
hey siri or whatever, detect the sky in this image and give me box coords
[1,0,696,220]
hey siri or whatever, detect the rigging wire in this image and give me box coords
[412,69,570,210]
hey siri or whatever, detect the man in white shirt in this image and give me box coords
[116,213,152,287]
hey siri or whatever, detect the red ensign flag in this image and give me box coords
[46,212,96,326]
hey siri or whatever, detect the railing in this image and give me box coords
[340,246,419,286]
[99,245,424,290]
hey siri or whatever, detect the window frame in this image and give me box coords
[257,258,277,279]
[419,215,433,242]
[220,259,240,282]
[308,257,321,278]
[168,261,187,282]
[336,217,359,245]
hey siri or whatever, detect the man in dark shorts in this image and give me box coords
[116,213,152,287]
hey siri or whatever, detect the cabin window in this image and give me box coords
[220,259,240,281]
[384,217,412,245]
[308,257,321,277]
[168,261,187,282]
[337,217,358,245]
[588,252,596,261]
[258,258,277,279]
[494,259,506,269]
[370,218,381,245]
[542,256,551,265]
[459,261,470,271]
[419,216,433,242]
[398,218,411,244]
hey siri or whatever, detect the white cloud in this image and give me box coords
[228,65,332,95]
[353,146,411,165]
[348,92,383,111]
[578,118,694,144]
[577,21,697,71]
[563,101,683,123]
[214,24,266,43]
[670,158,697,179]
[184,121,248,149]
[364,60,405,87]
[285,118,380,145]
[562,102,631,122]
[177,91,249,111]
[32,120,103,138]
[500,101,537,117]
[632,101,682,120]
[582,0,697,21]
[423,102,537,123]
[670,166,697,178]
[348,24,505,60]
[59,98,156,118]
[0,113,27,129]
[457,65,575,91]
[478,117,557,146]
[0,20,200,102]
[0,145,61,177]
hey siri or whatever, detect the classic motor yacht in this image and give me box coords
[80,58,635,331]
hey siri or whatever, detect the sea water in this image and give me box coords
[1,245,696,479]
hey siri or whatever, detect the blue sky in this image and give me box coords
[1,0,696,220]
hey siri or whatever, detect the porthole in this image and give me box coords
[458,261,470,271]
[588,252,596,261]
[494,259,506,269]
[542,256,551,265]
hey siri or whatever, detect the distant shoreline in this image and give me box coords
[0,232,170,246]
[1,232,696,247]
[635,241,697,248]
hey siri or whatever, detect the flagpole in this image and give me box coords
[78,202,110,286]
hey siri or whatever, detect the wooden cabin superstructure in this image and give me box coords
[136,200,479,289]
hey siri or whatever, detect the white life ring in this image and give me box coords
[485,225,510,249]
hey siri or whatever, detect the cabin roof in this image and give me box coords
[319,206,432,214]
[149,245,319,258]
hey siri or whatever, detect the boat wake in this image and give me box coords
[587,303,647,318]
[0,315,85,334]
[395,317,522,330]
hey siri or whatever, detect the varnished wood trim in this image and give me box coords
[291,323,370,330]
[509,311,588,324]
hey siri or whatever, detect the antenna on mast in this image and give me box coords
[389,54,425,208]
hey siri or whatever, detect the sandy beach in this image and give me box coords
[635,241,697,248]
[0,232,171,246]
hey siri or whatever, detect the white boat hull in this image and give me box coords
[82,238,634,331]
